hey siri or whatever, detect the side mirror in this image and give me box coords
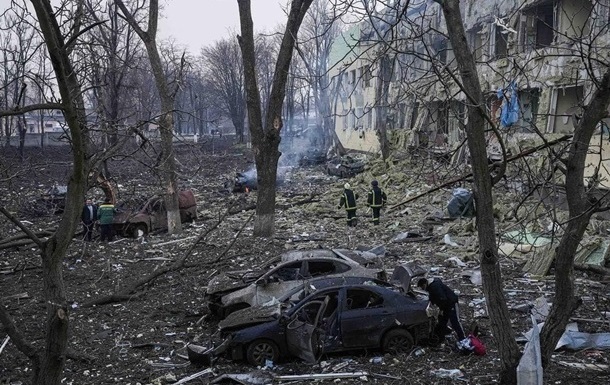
[256,277,269,286]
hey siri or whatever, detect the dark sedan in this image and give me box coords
[218,284,434,366]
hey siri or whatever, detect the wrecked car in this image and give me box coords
[298,148,327,166]
[199,284,434,366]
[206,253,386,318]
[217,276,392,333]
[112,189,197,237]
[325,155,365,178]
[39,184,68,214]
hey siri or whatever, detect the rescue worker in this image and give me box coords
[97,198,116,242]
[367,180,386,225]
[417,277,466,343]
[338,183,358,227]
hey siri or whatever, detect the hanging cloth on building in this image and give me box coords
[498,81,520,127]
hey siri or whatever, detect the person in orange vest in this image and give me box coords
[338,183,358,227]
[367,180,387,225]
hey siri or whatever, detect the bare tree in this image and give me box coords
[115,0,184,234]
[0,1,96,384]
[201,36,247,142]
[297,0,344,152]
[237,0,313,236]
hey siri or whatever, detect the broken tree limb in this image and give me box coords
[174,368,213,385]
[0,301,39,366]
[81,207,231,307]
[0,206,44,248]
[275,372,369,381]
[0,336,9,356]
[574,263,610,276]
[389,135,573,211]
[212,211,255,264]
[0,230,53,246]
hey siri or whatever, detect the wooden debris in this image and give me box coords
[556,361,609,371]
[174,368,213,385]
[522,244,555,276]
[0,336,10,356]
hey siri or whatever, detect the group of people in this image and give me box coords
[81,198,115,242]
[338,180,387,227]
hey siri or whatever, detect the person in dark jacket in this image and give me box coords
[338,183,358,227]
[81,198,98,241]
[366,180,387,225]
[97,198,116,242]
[418,277,466,342]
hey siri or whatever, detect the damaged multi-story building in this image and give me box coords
[330,0,610,184]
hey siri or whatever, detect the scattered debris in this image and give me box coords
[430,368,464,379]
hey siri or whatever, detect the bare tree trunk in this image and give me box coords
[115,0,181,234]
[539,69,610,365]
[237,0,313,236]
[437,1,520,383]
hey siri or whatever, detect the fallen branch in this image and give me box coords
[82,207,232,307]
[174,368,213,385]
[0,206,44,248]
[574,263,610,276]
[0,336,9,356]
[212,211,255,264]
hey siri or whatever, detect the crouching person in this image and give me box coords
[417,277,466,345]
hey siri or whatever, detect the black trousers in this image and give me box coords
[436,303,465,341]
[346,210,357,227]
[82,222,94,241]
[371,207,381,225]
[100,224,114,242]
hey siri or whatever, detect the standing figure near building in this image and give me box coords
[81,198,97,241]
[97,198,116,242]
[338,183,358,227]
[417,277,466,344]
[367,180,386,225]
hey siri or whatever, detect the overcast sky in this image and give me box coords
[0,0,288,53]
[158,0,288,52]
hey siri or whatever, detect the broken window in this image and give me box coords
[467,25,485,61]
[557,0,593,41]
[492,22,508,59]
[306,260,346,277]
[515,88,541,133]
[346,289,384,310]
[520,1,556,52]
[362,65,372,88]
[269,261,303,281]
[548,85,584,134]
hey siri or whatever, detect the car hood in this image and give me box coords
[207,269,265,295]
[218,302,282,332]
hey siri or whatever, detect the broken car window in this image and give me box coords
[346,289,384,310]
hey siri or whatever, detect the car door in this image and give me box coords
[285,294,331,363]
[253,261,304,306]
[340,288,396,348]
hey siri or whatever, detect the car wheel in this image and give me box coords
[130,223,148,238]
[246,339,279,366]
[382,328,414,354]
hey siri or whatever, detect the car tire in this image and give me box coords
[130,223,148,238]
[246,339,279,366]
[382,328,414,354]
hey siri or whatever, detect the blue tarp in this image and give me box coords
[498,81,520,127]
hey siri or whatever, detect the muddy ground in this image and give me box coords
[1,137,609,384]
